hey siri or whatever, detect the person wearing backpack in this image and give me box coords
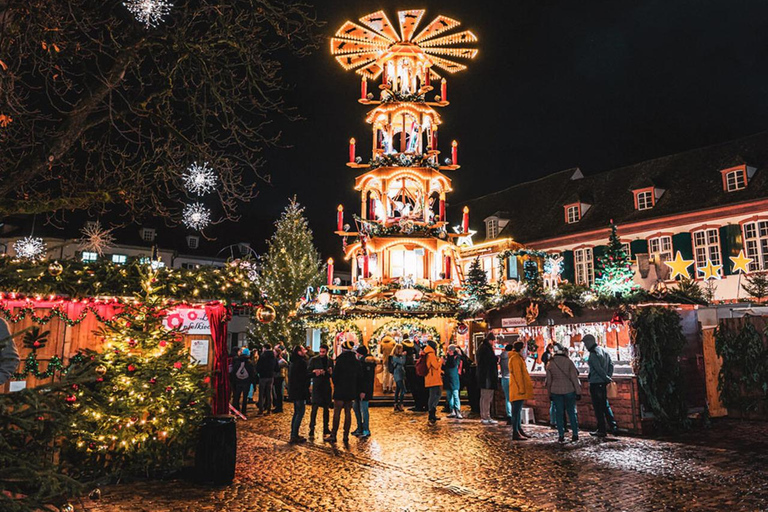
[545,343,581,443]
[423,339,443,425]
[231,347,256,418]
[391,344,406,411]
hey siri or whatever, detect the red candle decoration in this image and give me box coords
[327,258,334,285]
[439,192,446,221]
[444,255,452,279]
[452,140,458,165]
[369,196,376,220]
[337,204,344,231]
[462,206,469,233]
[441,78,447,101]
[431,130,438,151]
[361,76,367,99]
[363,254,369,279]
[349,137,356,163]
[425,70,431,88]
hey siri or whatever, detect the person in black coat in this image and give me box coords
[353,345,377,438]
[230,348,256,417]
[255,344,279,415]
[288,345,310,443]
[476,333,499,424]
[325,340,362,443]
[308,344,334,436]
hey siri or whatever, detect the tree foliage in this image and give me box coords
[594,222,637,297]
[715,320,768,415]
[742,271,768,301]
[249,199,323,347]
[460,257,490,315]
[631,306,690,431]
[0,0,320,220]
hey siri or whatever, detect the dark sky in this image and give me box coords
[248,0,768,265]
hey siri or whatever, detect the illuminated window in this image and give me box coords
[725,170,746,192]
[636,190,654,210]
[565,205,580,224]
[648,236,673,263]
[389,249,424,279]
[574,247,594,286]
[112,254,127,265]
[743,221,768,271]
[81,251,98,262]
[692,228,721,271]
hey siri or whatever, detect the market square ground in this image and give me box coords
[73,408,767,512]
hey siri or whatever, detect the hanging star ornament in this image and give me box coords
[698,259,723,280]
[453,226,476,247]
[78,221,115,256]
[182,202,211,230]
[729,250,753,274]
[123,0,173,29]
[13,237,47,261]
[182,162,218,196]
[665,251,695,279]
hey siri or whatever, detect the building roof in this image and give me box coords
[453,130,768,244]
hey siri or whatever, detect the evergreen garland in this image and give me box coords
[631,307,690,431]
[714,320,768,415]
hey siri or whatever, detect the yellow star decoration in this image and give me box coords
[665,251,695,279]
[729,250,753,274]
[697,259,722,280]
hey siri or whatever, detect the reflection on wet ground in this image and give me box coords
[77,407,768,511]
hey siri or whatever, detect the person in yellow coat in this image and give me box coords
[508,340,533,441]
[423,339,443,425]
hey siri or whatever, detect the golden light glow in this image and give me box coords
[337,204,344,211]
[452,140,458,147]
[463,206,469,213]
[328,258,334,265]
[349,138,356,144]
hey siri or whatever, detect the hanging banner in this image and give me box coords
[164,307,210,334]
[501,317,527,328]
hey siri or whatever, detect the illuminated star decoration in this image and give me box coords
[182,162,218,196]
[122,0,173,29]
[453,225,476,247]
[182,202,211,230]
[544,255,563,276]
[13,236,47,261]
[78,221,115,256]
[729,250,753,274]
[698,259,723,280]
[665,251,695,279]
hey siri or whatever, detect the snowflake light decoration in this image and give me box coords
[13,237,47,261]
[123,0,173,29]
[182,202,211,230]
[182,162,218,196]
[79,221,115,256]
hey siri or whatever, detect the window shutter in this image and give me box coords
[630,239,649,256]
[671,233,693,261]
[720,224,742,276]
[561,250,575,283]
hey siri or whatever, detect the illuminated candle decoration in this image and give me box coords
[349,138,356,163]
[337,204,344,231]
[452,140,458,165]
[361,76,367,99]
[439,192,446,221]
[441,79,447,101]
[327,258,334,286]
[462,206,469,233]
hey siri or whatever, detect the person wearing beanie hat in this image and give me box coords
[583,334,618,437]
[325,338,362,444]
[231,346,256,418]
[352,345,377,438]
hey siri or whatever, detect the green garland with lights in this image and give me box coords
[0,302,124,327]
[0,256,262,304]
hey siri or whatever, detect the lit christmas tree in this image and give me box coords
[66,266,209,477]
[250,199,323,347]
[461,257,491,314]
[594,221,638,297]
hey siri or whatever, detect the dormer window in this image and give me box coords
[485,218,499,239]
[721,164,756,192]
[141,228,156,242]
[186,235,199,250]
[632,186,664,210]
[565,204,580,224]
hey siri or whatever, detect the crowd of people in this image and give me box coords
[230,331,619,445]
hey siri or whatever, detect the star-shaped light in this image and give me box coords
[697,259,722,280]
[729,250,753,274]
[665,251,695,279]
[453,225,476,247]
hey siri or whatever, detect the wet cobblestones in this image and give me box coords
[76,407,768,511]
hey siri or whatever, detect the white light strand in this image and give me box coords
[123,0,173,29]
[13,237,47,260]
[182,203,211,230]
[182,162,218,196]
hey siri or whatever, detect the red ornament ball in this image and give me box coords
[65,395,77,403]
[173,361,183,369]
[159,340,167,347]
[127,364,136,372]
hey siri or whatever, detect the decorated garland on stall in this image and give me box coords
[307,319,364,357]
[0,301,124,327]
[371,318,440,346]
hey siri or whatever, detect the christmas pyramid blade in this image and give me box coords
[359,10,399,42]
[413,15,461,43]
[335,21,392,45]
[398,9,425,41]
[420,30,478,48]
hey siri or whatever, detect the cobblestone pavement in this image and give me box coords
[76,407,768,512]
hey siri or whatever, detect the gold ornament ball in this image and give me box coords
[48,261,64,277]
[255,304,276,324]
[95,365,107,375]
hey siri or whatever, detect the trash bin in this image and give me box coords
[194,415,236,485]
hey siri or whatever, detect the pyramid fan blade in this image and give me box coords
[335,21,392,45]
[335,54,377,72]
[420,30,478,48]
[398,9,425,41]
[412,15,461,43]
[423,48,479,59]
[330,38,388,55]
[359,10,399,42]
[428,55,468,74]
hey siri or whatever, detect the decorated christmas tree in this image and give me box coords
[249,199,323,347]
[594,222,638,297]
[65,266,209,478]
[742,271,768,302]
[461,257,491,314]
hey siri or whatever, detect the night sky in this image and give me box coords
[248,0,768,265]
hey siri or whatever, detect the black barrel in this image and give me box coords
[194,415,237,485]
